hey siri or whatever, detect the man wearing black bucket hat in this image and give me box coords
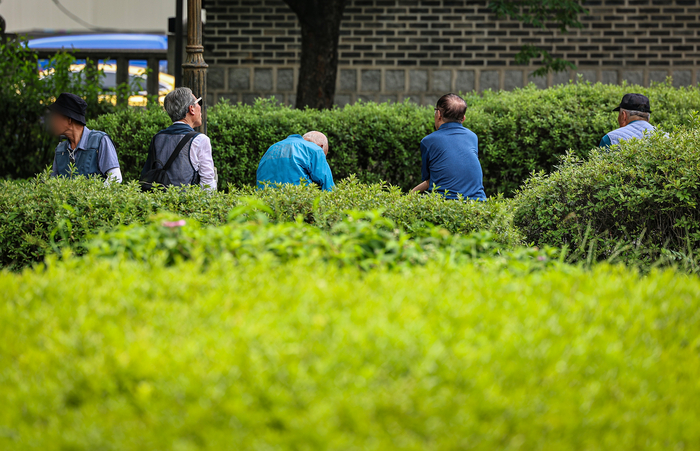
[599,93,657,149]
[48,92,122,183]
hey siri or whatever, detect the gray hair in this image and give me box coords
[303,131,329,154]
[621,108,650,121]
[164,87,195,122]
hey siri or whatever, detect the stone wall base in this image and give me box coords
[207,65,699,108]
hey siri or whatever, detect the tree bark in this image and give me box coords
[283,0,347,109]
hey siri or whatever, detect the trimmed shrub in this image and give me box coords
[0,174,520,269]
[513,125,700,267]
[1,258,699,450]
[251,176,517,241]
[87,81,700,195]
[85,206,547,270]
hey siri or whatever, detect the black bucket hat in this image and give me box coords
[48,92,87,125]
[613,93,652,113]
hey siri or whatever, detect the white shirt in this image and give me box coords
[177,121,217,190]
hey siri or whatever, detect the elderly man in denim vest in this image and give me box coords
[600,93,656,149]
[141,87,217,190]
[49,93,121,183]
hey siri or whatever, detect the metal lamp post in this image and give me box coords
[183,0,208,133]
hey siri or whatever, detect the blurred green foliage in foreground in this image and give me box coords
[1,251,699,450]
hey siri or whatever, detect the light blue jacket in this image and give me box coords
[257,135,335,191]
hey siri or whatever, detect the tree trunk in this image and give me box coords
[283,0,346,109]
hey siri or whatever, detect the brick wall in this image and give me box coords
[204,0,700,106]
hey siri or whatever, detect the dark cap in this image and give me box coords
[613,93,651,113]
[48,92,87,125]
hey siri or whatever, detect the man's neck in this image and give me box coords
[177,118,196,128]
[438,121,461,129]
[65,125,85,150]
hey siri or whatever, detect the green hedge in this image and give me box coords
[84,206,555,270]
[514,124,700,266]
[0,174,519,270]
[2,257,700,449]
[89,80,700,195]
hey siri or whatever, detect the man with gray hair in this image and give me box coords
[140,87,216,190]
[256,131,334,191]
[599,93,656,149]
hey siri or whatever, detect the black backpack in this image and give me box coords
[140,131,198,192]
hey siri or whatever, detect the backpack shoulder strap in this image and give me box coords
[162,131,198,171]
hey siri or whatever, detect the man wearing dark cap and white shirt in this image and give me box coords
[48,92,122,183]
[599,93,656,149]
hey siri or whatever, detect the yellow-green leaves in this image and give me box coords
[1,260,699,450]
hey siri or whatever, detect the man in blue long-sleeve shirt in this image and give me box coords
[257,131,335,191]
[412,93,486,201]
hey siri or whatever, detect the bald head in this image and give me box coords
[436,93,467,122]
[303,131,329,155]
[433,93,467,131]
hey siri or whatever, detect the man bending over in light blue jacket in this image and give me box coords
[257,131,335,191]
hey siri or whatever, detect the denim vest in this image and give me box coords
[54,130,107,177]
[141,123,200,187]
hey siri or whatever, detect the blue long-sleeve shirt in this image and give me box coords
[257,135,335,191]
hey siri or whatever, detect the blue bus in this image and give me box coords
[28,33,168,72]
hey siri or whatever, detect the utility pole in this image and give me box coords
[183,0,208,133]
[0,0,7,44]
[174,0,183,87]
